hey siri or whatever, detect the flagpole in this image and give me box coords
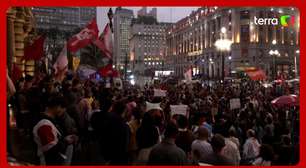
[67,39,72,70]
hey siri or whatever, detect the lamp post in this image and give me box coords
[228,56,232,77]
[269,49,280,80]
[214,27,232,82]
[295,49,299,78]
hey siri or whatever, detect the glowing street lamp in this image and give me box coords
[214,39,232,51]
[221,27,227,34]
[215,38,232,81]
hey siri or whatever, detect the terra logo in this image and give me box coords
[254,15,295,27]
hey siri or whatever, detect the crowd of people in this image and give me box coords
[7,71,299,166]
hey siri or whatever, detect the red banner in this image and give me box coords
[23,35,46,61]
[246,69,267,81]
[67,18,99,53]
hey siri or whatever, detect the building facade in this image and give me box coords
[137,7,157,19]
[32,7,96,32]
[31,7,96,70]
[166,7,300,80]
[7,7,36,76]
[129,16,171,76]
[113,7,134,70]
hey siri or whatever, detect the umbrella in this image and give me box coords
[271,94,299,107]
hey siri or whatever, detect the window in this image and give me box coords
[240,25,250,43]
[240,10,250,20]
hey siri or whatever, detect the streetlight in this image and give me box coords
[295,49,300,78]
[221,27,227,34]
[272,39,277,45]
[215,33,232,82]
[269,49,280,80]
[228,56,232,77]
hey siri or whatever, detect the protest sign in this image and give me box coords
[154,89,167,97]
[230,98,241,110]
[170,105,188,117]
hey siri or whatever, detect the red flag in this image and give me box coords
[67,18,99,52]
[11,64,23,82]
[23,35,45,61]
[98,64,119,77]
[246,69,267,81]
[93,23,113,59]
[53,44,68,81]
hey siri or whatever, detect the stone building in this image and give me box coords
[166,7,300,80]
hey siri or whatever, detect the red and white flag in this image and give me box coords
[53,44,68,81]
[184,68,192,81]
[93,23,113,59]
[246,69,267,81]
[67,18,99,53]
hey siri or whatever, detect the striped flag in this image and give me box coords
[53,44,68,81]
[93,23,113,59]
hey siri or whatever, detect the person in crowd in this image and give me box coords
[275,135,292,165]
[199,134,235,165]
[91,99,130,165]
[243,129,261,163]
[127,105,142,164]
[223,130,241,165]
[252,144,274,166]
[135,102,163,164]
[15,75,34,136]
[148,122,188,165]
[191,126,213,163]
[228,128,240,149]
[175,115,194,157]
[192,112,212,138]
[32,94,78,165]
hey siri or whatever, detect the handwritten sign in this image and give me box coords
[170,105,188,117]
[154,89,167,97]
[230,98,241,110]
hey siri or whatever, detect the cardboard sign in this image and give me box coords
[170,105,188,117]
[230,98,241,110]
[154,89,167,97]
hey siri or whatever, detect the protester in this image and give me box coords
[147,122,188,165]
[191,126,213,162]
[199,134,235,165]
[32,94,78,165]
[252,144,274,166]
[242,129,261,164]
[175,115,194,157]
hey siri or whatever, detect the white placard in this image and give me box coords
[170,105,188,117]
[230,98,241,110]
[154,89,167,97]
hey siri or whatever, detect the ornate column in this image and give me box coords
[24,7,35,76]
[6,7,17,75]
[13,7,35,77]
[14,7,27,76]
